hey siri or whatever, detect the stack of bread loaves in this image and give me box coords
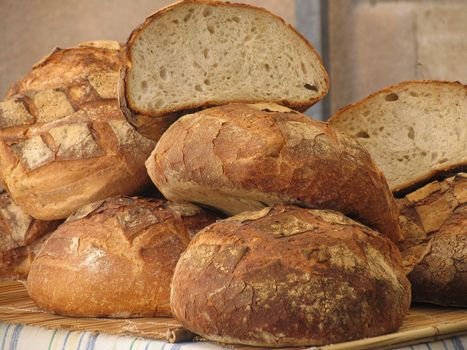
[4,0,464,348]
[330,81,467,307]
[127,0,409,347]
[0,37,219,317]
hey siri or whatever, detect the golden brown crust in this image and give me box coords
[171,205,411,347]
[0,43,156,220]
[6,44,122,99]
[27,196,216,318]
[397,173,466,306]
[147,103,401,242]
[329,80,467,194]
[121,0,329,132]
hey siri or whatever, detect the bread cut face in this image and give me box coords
[124,0,328,121]
[329,81,467,194]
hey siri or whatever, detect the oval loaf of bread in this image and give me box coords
[27,196,217,318]
[397,173,466,306]
[146,103,401,242]
[171,205,411,347]
[329,81,467,194]
[121,0,329,139]
[0,41,159,220]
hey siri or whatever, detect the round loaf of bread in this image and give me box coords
[147,103,401,241]
[0,186,60,280]
[27,196,217,317]
[397,173,466,306]
[0,41,160,220]
[171,205,411,347]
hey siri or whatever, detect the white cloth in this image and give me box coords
[1,323,466,350]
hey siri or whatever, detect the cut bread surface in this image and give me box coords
[329,81,467,193]
[124,0,328,118]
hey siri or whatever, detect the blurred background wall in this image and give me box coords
[329,0,467,116]
[0,0,294,98]
[1,0,466,119]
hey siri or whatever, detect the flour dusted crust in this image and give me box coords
[397,173,466,306]
[0,42,159,220]
[147,103,401,242]
[171,205,410,347]
[0,187,60,280]
[27,196,216,317]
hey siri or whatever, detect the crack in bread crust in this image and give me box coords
[171,205,410,347]
[148,103,401,242]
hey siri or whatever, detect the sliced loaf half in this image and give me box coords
[329,81,467,194]
[121,0,328,138]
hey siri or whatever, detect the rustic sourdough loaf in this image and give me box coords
[171,205,411,347]
[329,81,467,194]
[27,196,217,318]
[397,173,466,307]
[0,186,60,280]
[147,103,401,241]
[0,41,158,220]
[121,0,328,139]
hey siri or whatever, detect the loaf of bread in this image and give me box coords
[121,0,329,139]
[27,196,217,317]
[171,205,411,347]
[0,187,60,280]
[329,81,467,194]
[0,41,158,220]
[397,173,466,306]
[147,103,401,241]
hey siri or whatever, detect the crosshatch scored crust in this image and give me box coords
[0,41,156,220]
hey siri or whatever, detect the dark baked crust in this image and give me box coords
[147,103,401,242]
[171,205,411,347]
[27,196,216,318]
[397,173,466,306]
